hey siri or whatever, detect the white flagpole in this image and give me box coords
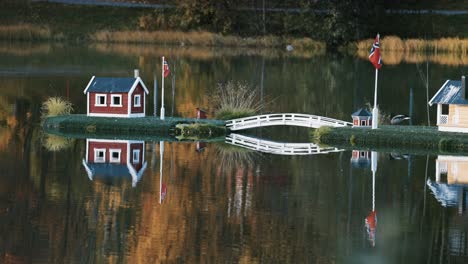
[372,68,379,129]
[160,56,165,120]
[371,151,377,211]
[159,140,164,204]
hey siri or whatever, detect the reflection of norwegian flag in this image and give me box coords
[161,183,167,202]
[163,59,170,78]
[369,34,382,69]
[365,211,377,247]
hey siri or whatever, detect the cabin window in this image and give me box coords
[132,149,140,163]
[94,149,106,163]
[95,94,107,106]
[109,149,121,163]
[134,94,141,107]
[360,151,366,158]
[111,95,122,107]
[360,120,366,126]
[442,104,449,115]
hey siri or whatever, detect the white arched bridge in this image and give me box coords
[225,113,352,131]
[225,133,344,155]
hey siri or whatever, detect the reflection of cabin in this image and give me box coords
[83,72,149,117]
[429,76,468,132]
[351,108,372,127]
[82,139,147,187]
[427,155,468,214]
[351,150,371,168]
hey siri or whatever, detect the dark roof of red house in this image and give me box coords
[351,108,372,117]
[83,76,149,94]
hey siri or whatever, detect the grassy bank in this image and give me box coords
[355,35,468,53]
[43,115,226,139]
[91,30,324,50]
[313,125,468,155]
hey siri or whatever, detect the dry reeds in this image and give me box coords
[212,81,263,120]
[41,97,73,118]
[355,35,468,54]
[90,30,325,51]
[0,24,58,41]
[42,134,75,152]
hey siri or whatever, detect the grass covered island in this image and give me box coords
[313,125,468,156]
[43,115,226,140]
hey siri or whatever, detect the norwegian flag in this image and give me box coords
[369,34,382,70]
[163,59,170,78]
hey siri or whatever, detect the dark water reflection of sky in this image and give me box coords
[0,43,467,263]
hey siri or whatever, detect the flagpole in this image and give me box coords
[371,151,377,211]
[372,69,379,129]
[159,140,164,204]
[160,56,165,120]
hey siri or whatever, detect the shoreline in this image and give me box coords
[313,125,468,156]
[43,115,227,140]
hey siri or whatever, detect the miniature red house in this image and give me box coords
[83,74,149,117]
[351,108,372,127]
[82,139,147,187]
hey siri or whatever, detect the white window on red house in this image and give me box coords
[134,94,141,107]
[109,149,121,163]
[95,94,107,106]
[111,95,122,107]
[132,149,140,163]
[94,149,106,163]
[361,120,366,126]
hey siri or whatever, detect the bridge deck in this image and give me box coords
[226,113,352,131]
[225,133,343,155]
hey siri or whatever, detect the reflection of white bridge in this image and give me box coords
[225,133,343,155]
[226,113,352,131]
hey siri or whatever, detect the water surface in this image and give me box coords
[0,43,467,263]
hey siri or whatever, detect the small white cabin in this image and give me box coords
[429,76,468,133]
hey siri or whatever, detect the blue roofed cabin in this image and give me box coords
[83,70,149,118]
[351,108,372,127]
[429,76,468,133]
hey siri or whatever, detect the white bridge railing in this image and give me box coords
[225,113,352,131]
[225,133,343,155]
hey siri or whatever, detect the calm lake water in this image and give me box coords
[0,43,467,263]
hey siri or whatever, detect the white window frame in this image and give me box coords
[95,94,107,107]
[109,149,121,163]
[134,94,141,107]
[360,120,366,126]
[110,94,123,107]
[132,149,140,163]
[94,148,106,163]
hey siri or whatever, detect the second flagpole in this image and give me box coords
[372,68,379,129]
[160,56,165,120]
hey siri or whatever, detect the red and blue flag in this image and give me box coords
[369,34,382,70]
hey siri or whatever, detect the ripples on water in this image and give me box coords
[0,43,467,263]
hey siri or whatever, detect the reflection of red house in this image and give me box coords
[83,75,149,117]
[82,139,147,187]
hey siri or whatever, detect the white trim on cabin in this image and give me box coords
[109,149,122,163]
[429,79,450,106]
[87,92,90,116]
[438,155,468,161]
[83,76,96,94]
[94,148,106,163]
[132,149,140,163]
[87,112,145,118]
[110,94,123,107]
[438,125,468,133]
[82,159,94,181]
[134,94,141,107]
[95,94,107,106]
[128,77,150,95]
[87,138,144,144]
